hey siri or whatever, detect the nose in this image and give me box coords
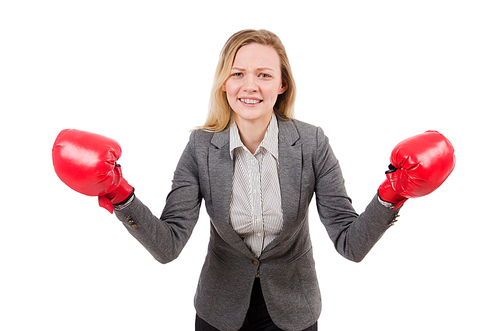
[243,75,258,92]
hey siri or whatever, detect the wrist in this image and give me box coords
[377,195,397,209]
[113,192,135,211]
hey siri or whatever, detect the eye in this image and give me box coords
[260,73,272,78]
[231,72,243,77]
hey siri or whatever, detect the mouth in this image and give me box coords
[239,98,263,105]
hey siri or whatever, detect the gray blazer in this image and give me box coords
[115,117,400,331]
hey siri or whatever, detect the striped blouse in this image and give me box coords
[229,114,283,258]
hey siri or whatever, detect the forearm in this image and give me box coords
[333,194,401,262]
[115,196,198,264]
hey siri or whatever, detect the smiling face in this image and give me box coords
[223,43,287,128]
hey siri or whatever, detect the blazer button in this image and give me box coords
[252,260,259,266]
[126,216,138,229]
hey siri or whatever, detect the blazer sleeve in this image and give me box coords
[114,132,202,264]
[313,127,401,262]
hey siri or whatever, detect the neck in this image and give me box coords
[235,114,272,154]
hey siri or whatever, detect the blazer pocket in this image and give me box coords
[208,243,230,265]
[286,246,313,265]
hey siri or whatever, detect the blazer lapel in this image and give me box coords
[208,130,256,260]
[261,118,303,257]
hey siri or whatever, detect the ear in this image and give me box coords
[222,83,226,92]
[279,80,288,94]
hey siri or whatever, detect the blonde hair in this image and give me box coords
[197,29,296,132]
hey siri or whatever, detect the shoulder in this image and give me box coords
[188,128,230,153]
[279,118,328,146]
[189,128,215,144]
[291,118,321,135]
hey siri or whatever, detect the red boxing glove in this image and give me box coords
[52,129,134,213]
[378,130,456,209]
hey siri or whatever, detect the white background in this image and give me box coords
[1,1,499,330]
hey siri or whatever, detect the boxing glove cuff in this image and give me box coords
[378,178,407,209]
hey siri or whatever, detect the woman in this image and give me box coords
[52,29,455,331]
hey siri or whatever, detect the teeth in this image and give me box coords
[240,98,261,104]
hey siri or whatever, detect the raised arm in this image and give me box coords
[314,129,455,262]
[52,129,202,263]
